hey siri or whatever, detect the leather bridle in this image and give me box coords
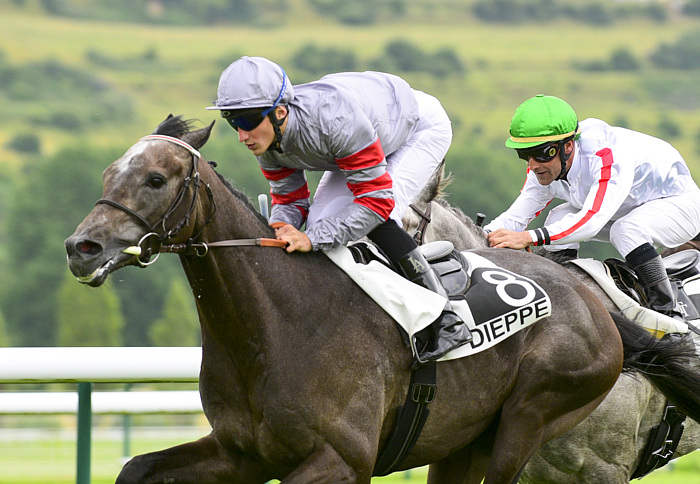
[96,134,286,266]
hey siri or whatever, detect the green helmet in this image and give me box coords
[505,94,581,149]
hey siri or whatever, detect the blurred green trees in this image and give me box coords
[149,279,200,347]
[369,41,465,78]
[56,271,124,346]
[649,30,700,70]
[0,307,9,347]
[472,0,667,24]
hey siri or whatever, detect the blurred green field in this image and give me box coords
[2,3,700,168]
[0,420,697,483]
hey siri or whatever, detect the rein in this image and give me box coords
[160,237,288,257]
[98,135,286,266]
[409,203,432,245]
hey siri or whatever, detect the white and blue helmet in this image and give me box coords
[208,56,294,111]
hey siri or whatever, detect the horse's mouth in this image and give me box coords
[68,248,138,288]
[76,259,116,287]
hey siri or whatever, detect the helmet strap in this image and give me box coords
[266,107,288,153]
[555,138,574,181]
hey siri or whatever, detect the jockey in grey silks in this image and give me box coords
[208,56,472,366]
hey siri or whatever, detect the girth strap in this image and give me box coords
[631,403,686,479]
[373,362,436,476]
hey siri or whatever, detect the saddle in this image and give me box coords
[348,240,470,300]
[604,249,700,322]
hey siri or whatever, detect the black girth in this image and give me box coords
[631,403,686,479]
[373,362,436,476]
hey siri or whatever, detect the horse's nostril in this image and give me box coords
[68,238,103,258]
[79,241,95,254]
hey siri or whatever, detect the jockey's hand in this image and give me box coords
[487,228,533,250]
[273,223,312,253]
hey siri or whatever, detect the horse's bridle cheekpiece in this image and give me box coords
[96,134,285,267]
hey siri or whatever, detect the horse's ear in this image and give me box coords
[183,120,215,150]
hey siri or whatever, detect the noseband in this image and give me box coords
[95,134,215,265]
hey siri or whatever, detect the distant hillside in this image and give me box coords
[2,0,700,252]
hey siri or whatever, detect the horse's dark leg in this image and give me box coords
[426,443,491,484]
[482,375,613,484]
[279,442,371,484]
[484,306,621,483]
[116,433,269,484]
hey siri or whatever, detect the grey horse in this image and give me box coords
[402,164,700,483]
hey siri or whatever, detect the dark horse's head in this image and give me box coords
[65,115,215,287]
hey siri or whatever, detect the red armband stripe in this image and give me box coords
[336,139,385,170]
[270,183,310,206]
[296,206,308,219]
[354,196,395,221]
[261,166,297,181]
[346,172,393,197]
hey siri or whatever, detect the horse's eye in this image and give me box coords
[147,175,166,189]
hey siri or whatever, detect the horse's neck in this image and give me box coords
[180,177,277,346]
[428,202,488,251]
[180,177,342,365]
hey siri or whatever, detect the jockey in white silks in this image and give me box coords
[207,56,472,366]
[485,94,700,321]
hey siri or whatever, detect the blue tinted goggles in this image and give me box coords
[221,107,274,132]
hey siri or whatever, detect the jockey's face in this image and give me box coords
[235,106,287,156]
[526,140,574,185]
[236,116,275,156]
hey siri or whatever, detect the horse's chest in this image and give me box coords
[201,382,315,465]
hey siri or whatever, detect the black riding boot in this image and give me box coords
[397,247,473,366]
[627,243,684,321]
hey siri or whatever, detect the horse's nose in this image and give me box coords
[65,235,104,259]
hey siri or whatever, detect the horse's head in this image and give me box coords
[65,115,215,287]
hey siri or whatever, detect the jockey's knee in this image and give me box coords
[609,219,652,257]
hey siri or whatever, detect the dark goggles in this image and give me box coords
[516,142,560,163]
[221,107,274,132]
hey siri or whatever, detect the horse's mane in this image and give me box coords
[434,198,484,234]
[154,114,271,228]
[212,170,272,227]
[430,171,486,238]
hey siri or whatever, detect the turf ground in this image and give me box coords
[0,421,697,484]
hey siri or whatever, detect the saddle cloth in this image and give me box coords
[324,244,551,361]
[569,258,688,336]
